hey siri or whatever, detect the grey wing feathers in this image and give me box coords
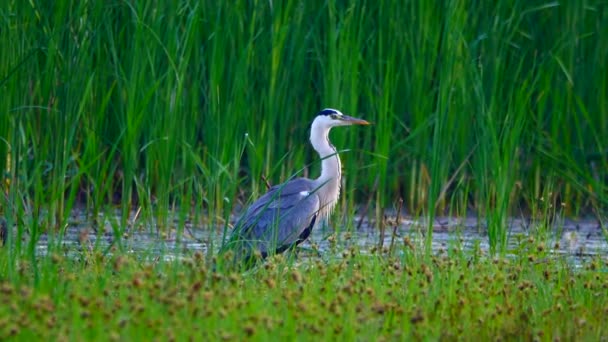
[228,178,320,256]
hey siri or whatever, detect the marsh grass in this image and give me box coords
[1,237,607,340]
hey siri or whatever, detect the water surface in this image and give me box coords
[19,211,606,268]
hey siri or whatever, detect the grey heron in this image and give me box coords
[219,108,369,269]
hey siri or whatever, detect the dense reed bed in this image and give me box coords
[1,2,607,339]
[1,1,607,249]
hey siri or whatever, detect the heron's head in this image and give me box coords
[314,108,370,128]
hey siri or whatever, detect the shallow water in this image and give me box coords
[7,211,608,266]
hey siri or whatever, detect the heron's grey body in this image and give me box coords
[221,109,369,268]
[230,178,320,257]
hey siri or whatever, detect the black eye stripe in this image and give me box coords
[318,109,338,116]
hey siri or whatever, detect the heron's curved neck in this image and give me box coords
[310,121,341,206]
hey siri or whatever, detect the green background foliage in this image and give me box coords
[1,1,606,241]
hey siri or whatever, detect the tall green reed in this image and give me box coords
[0,0,606,261]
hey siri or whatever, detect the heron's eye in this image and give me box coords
[330,114,340,120]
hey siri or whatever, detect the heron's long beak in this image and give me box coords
[341,115,370,125]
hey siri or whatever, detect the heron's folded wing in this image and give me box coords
[231,178,320,253]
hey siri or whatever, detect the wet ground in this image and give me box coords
[6,211,604,267]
